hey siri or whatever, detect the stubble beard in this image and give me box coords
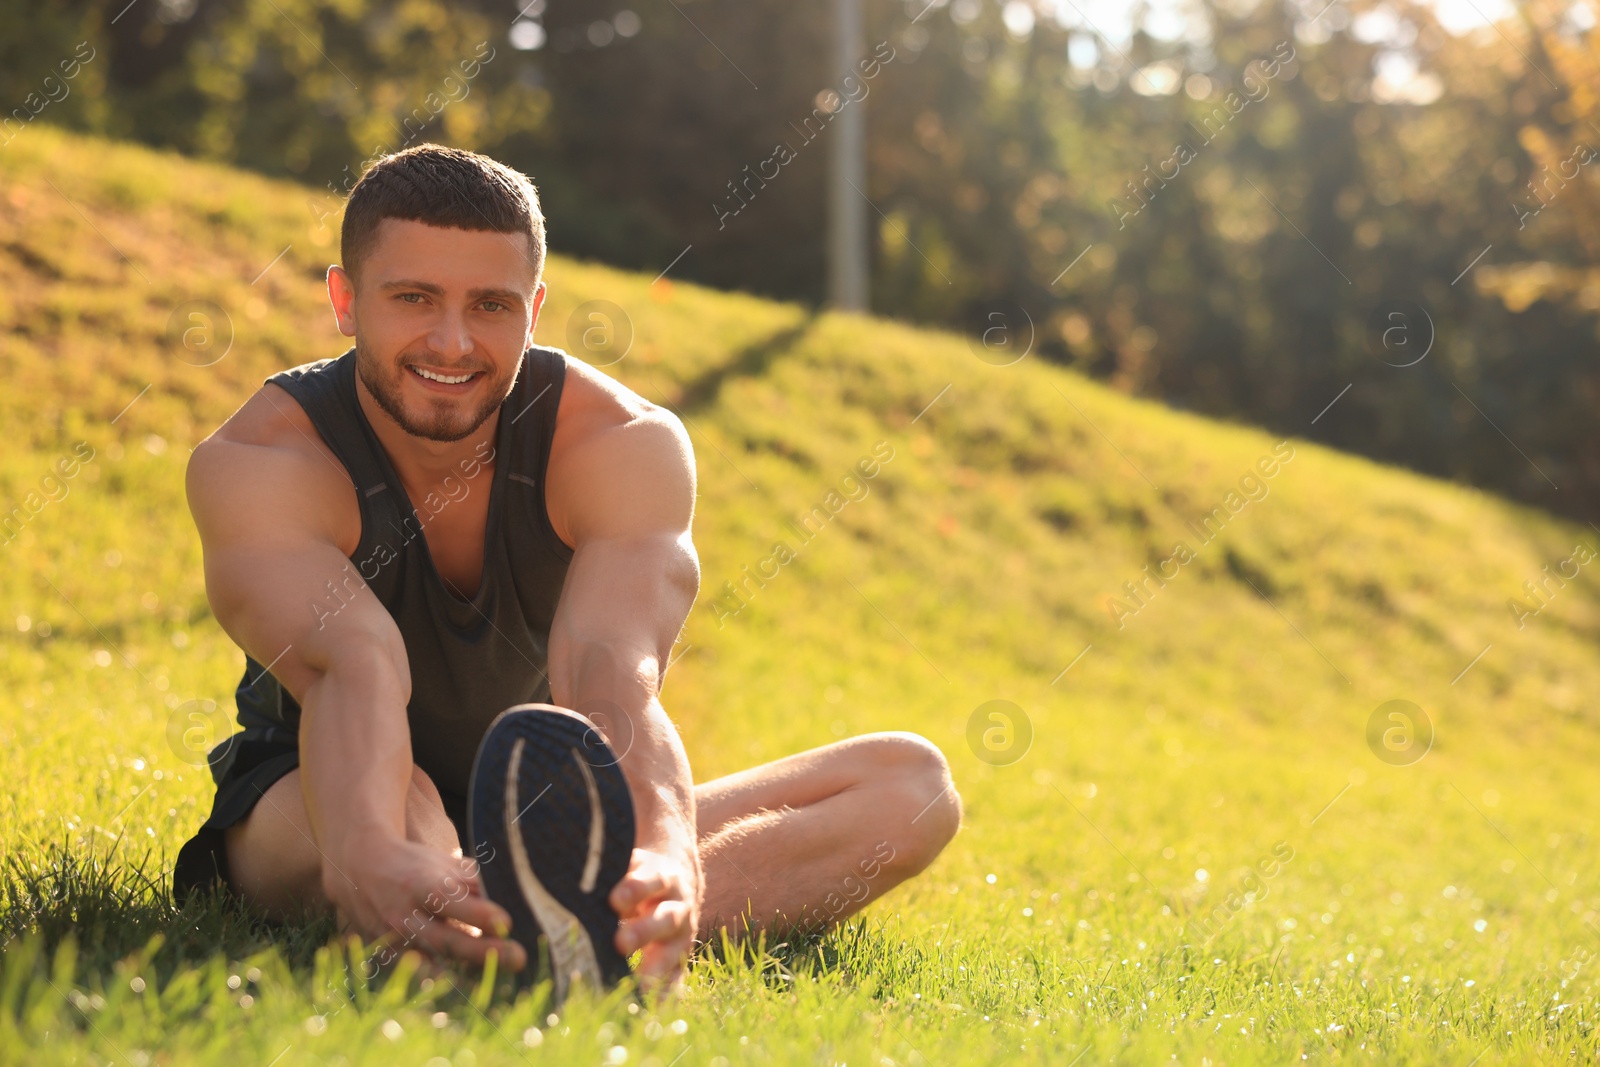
[355,335,519,443]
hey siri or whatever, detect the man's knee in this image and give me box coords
[409,763,444,805]
[853,731,962,871]
[225,772,325,916]
[405,764,460,853]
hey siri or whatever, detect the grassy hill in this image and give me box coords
[3,123,1600,1064]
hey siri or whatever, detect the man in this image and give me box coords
[172,144,962,997]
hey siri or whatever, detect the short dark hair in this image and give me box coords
[341,143,546,287]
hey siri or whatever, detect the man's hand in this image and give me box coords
[328,835,529,973]
[610,846,700,991]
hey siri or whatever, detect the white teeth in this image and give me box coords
[412,366,475,385]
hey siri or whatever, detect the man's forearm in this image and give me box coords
[614,696,703,912]
[620,697,698,853]
[298,638,415,873]
[558,644,700,877]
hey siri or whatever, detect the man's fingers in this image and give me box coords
[411,915,527,971]
[616,899,692,956]
[434,892,513,940]
[611,868,671,914]
[456,856,485,887]
[636,934,693,986]
[616,910,681,956]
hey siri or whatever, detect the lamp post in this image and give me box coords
[828,0,870,311]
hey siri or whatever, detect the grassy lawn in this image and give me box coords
[3,124,1600,1064]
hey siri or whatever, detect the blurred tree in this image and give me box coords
[2,0,534,190]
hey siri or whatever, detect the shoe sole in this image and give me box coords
[467,704,636,1004]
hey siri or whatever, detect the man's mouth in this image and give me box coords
[409,364,481,386]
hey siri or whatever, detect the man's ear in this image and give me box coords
[527,281,547,348]
[327,264,357,338]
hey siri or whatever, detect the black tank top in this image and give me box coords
[228,345,573,804]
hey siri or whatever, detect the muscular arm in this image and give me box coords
[187,398,518,964]
[544,403,701,982]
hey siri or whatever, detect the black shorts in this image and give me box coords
[171,726,471,906]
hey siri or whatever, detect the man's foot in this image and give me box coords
[468,704,637,1004]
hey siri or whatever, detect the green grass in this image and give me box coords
[3,122,1600,1064]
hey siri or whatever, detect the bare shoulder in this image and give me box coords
[551,356,693,471]
[551,354,681,442]
[187,383,359,554]
[547,356,695,545]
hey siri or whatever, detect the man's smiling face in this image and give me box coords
[329,217,546,443]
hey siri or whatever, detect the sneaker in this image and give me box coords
[468,703,637,1003]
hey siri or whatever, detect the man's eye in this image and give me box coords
[481,301,507,313]
[397,292,424,304]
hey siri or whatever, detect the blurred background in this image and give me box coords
[6,0,1599,519]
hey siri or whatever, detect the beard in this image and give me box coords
[354,335,519,443]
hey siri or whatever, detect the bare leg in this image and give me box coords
[221,732,963,945]
[224,764,461,921]
[692,731,962,942]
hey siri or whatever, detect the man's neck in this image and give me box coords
[353,370,500,499]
